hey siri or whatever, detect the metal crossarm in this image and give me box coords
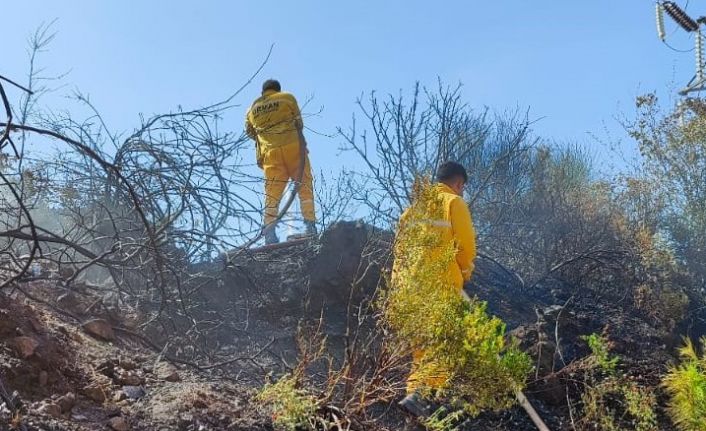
[655,1,706,95]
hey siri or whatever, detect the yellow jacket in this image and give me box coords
[400,183,477,289]
[245,90,303,152]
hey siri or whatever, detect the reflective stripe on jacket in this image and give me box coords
[401,183,477,289]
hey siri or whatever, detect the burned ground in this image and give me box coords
[0,221,696,430]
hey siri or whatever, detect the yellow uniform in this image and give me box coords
[245,89,316,225]
[401,182,477,393]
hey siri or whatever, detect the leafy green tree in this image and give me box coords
[628,94,706,289]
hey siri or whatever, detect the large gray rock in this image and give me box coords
[121,385,146,400]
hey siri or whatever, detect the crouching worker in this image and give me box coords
[393,161,477,416]
[245,79,317,244]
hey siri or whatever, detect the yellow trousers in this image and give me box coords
[262,143,315,225]
[407,280,464,395]
[407,349,450,394]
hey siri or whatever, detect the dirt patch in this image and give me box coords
[0,290,78,402]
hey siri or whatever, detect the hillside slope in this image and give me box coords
[0,222,688,430]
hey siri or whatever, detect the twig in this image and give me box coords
[114,326,274,371]
[553,295,574,372]
[0,74,34,94]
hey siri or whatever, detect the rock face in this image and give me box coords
[211,221,389,316]
[82,319,115,341]
[307,222,390,314]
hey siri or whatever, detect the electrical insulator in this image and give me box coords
[663,1,700,32]
[697,29,705,81]
[677,99,686,127]
[656,3,667,40]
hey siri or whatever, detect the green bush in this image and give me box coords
[387,176,531,416]
[578,333,657,431]
[257,374,320,431]
[662,337,706,431]
[422,407,465,431]
[582,333,619,373]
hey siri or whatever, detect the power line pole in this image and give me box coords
[656,1,706,95]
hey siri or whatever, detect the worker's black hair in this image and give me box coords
[436,161,468,184]
[262,79,281,93]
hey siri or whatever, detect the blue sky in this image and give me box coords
[3,1,699,175]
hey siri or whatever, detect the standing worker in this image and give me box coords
[396,161,477,416]
[245,79,317,244]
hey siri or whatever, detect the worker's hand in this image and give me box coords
[245,122,257,140]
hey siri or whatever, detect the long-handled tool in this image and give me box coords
[460,290,551,431]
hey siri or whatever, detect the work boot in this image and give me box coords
[304,220,318,236]
[264,226,279,245]
[398,392,431,417]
